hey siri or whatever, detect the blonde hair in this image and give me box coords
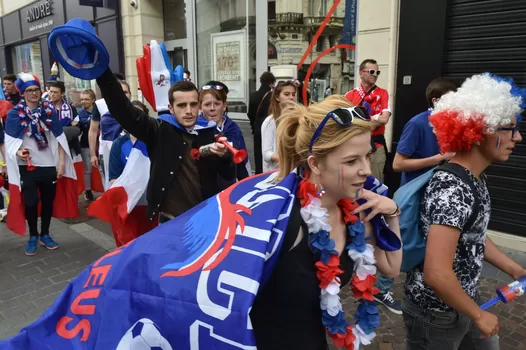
[276,95,371,180]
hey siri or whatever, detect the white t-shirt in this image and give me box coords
[261,115,278,173]
[17,133,56,167]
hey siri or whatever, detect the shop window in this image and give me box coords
[164,0,187,40]
[12,42,43,81]
[62,70,98,107]
[195,0,256,114]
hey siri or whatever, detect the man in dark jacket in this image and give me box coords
[247,72,275,174]
[96,69,235,223]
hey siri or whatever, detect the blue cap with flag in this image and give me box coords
[48,18,110,80]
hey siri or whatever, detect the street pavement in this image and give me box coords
[1,120,526,348]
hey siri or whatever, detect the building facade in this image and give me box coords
[0,0,124,105]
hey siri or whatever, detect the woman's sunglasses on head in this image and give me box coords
[201,84,225,91]
[309,107,371,153]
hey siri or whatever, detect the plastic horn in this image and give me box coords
[24,151,36,171]
[481,277,526,310]
[216,135,247,164]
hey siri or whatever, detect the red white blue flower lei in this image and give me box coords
[297,178,380,349]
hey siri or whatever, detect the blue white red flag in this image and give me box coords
[0,170,297,349]
[4,102,78,235]
[0,169,399,349]
[87,141,156,246]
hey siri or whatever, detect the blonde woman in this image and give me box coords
[251,95,402,349]
[260,80,298,172]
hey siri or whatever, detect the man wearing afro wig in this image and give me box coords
[403,73,525,349]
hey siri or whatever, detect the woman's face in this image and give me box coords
[80,93,94,109]
[314,131,373,201]
[200,93,226,124]
[277,85,297,103]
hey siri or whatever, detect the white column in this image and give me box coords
[255,0,269,89]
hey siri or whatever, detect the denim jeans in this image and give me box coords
[402,298,499,350]
[376,273,394,294]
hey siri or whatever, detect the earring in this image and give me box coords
[315,183,326,197]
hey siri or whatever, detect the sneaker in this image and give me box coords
[374,291,402,315]
[25,236,39,256]
[84,190,94,201]
[40,234,60,250]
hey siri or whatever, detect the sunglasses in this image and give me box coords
[276,79,300,87]
[362,69,381,76]
[497,124,521,138]
[201,84,225,91]
[309,107,370,153]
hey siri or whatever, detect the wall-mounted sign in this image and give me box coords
[26,0,52,23]
[211,30,247,102]
[21,0,65,40]
[79,0,104,7]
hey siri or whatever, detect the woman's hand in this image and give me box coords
[352,189,398,222]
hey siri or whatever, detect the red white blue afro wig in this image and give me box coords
[429,73,525,153]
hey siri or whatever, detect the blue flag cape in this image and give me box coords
[0,171,400,350]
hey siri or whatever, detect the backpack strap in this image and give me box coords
[435,163,481,231]
[358,85,377,107]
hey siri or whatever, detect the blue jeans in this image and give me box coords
[376,273,394,294]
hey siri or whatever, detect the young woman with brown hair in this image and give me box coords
[260,80,298,172]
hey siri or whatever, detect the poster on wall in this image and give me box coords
[211,30,247,102]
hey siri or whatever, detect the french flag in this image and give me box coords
[72,154,104,195]
[5,113,78,236]
[94,98,113,191]
[87,141,156,246]
[137,40,183,112]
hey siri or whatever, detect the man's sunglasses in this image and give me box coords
[362,69,381,76]
[497,124,521,138]
[309,107,370,153]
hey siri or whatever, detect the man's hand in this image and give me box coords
[57,163,65,179]
[441,152,456,161]
[209,136,228,157]
[511,267,526,281]
[16,149,29,160]
[473,310,499,338]
[91,155,99,168]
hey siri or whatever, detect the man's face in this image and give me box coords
[169,90,199,128]
[480,117,522,163]
[3,80,16,94]
[22,85,41,104]
[360,63,380,86]
[48,87,64,103]
[121,83,131,100]
[80,93,94,109]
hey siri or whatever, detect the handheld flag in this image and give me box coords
[137,40,184,112]
[88,141,156,246]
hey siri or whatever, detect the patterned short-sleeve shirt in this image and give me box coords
[404,169,491,312]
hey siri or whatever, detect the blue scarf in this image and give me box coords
[158,113,216,134]
[13,99,55,150]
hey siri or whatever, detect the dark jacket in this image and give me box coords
[96,69,235,220]
[248,85,272,174]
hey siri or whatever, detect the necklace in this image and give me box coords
[297,178,380,349]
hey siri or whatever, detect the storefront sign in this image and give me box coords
[26,0,52,23]
[79,0,104,7]
[211,30,247,102]
[21,0,65,40]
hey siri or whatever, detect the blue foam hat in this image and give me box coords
[48,18,110,80]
